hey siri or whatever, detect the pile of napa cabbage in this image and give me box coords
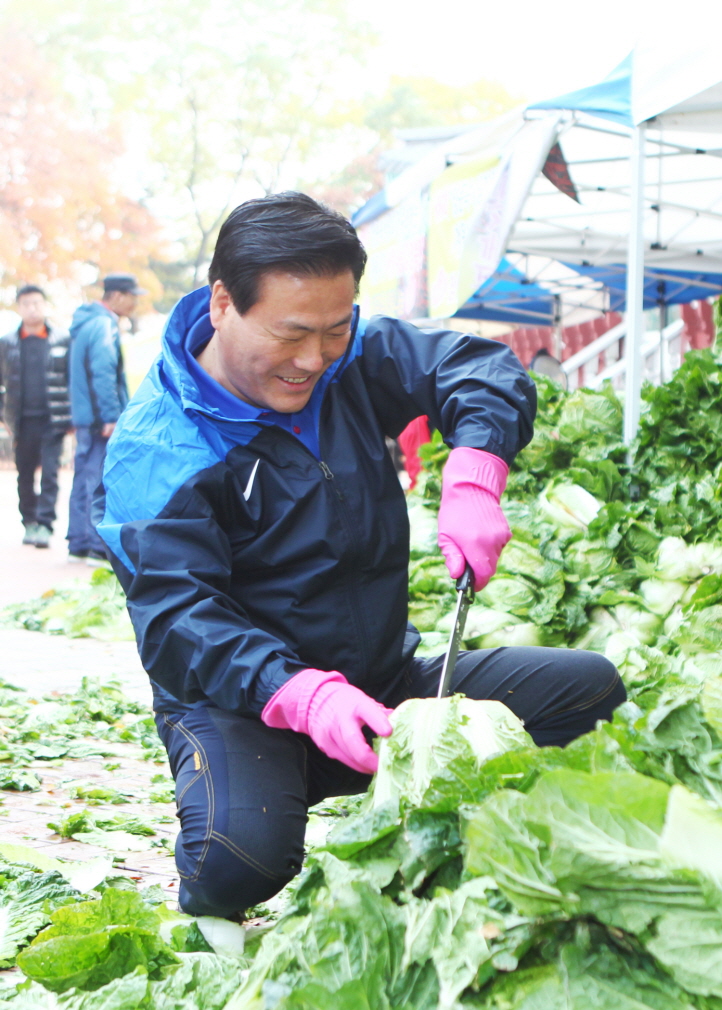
[410,334,722,689]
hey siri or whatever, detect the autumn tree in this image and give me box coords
[0,26,163,299]
[2,0,520,298]
[7,0,375,294]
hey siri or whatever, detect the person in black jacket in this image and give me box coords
[0,285,71,547]
[95,193,625,919]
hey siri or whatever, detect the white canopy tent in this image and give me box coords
[352,26,722,443]
[524,25,722,442]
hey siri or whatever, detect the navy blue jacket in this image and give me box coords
[0,324,72,433]
[69,302,129,427]
[96,287,536,716]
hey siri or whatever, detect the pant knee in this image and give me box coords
[178,834,300,917]
[580,653,626,719]
[527,650,626,747]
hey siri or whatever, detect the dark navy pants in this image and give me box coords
[67,426,108,555]
[14,416,65,530]
[155,647,624,918]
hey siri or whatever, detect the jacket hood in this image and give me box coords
[160,286,228,420]
[70,301,115,334]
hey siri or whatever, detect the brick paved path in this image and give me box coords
[0,468,180,900]
[0,468,92,607]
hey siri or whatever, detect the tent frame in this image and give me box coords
[624,123,647,444]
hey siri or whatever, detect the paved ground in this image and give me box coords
[0,468,92,608]
[0,629,151,703]
[0,464,180,900]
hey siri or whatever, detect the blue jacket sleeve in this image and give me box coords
[86,317,124,424]
[358,316,536,464]
[99,471,306,716]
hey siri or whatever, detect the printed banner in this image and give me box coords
[429,117,560,318]
[459,117,560,311]
[358,189,429,320]
[427,156,499,319]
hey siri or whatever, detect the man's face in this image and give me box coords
[105,290,138,318]
[17,293,46,328]
[206,270,356,414]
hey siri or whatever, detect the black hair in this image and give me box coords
[17,284,46,301]
[208,192,367,315]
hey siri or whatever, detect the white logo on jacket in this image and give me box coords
[243,459,260,501]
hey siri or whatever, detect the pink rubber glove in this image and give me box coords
[261,669,393,775]
[438,447,511,592]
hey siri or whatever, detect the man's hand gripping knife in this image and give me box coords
[438,447,511,592]
[262,670,393,774]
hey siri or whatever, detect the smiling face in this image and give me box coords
[200,270,356,414]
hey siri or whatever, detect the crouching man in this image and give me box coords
[95,193,625,918]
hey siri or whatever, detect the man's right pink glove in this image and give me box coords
[437,446,511,592]
[261,669,393,775]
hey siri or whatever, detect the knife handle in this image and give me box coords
[456,564,475,598]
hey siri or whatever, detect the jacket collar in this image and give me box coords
[160,287,238,421]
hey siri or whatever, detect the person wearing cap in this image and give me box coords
[67,273,144,563]
[0,285,71,547]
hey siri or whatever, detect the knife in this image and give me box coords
[437,564,475,699]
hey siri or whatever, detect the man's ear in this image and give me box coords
[209,281,233,329]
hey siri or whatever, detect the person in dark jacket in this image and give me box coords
[0,285,71,547]
[95,193,625,919]
[67,273,144,563]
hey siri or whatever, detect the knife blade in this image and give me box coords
[437,564,475,699]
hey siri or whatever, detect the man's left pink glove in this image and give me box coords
[438,446,511,592]
[261,669,393,775]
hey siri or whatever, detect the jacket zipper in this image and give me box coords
[314,455,371,673]
[255,434,371,674]
[318,460,344,501]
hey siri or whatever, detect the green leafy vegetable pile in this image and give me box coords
[410,338,722,687]
[1,568,133,641]
[0,848,247,1010]
[226,692,722,1009]
[0,677,165,794]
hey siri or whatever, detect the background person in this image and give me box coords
[67,273,143,564]
[0,285,71,548]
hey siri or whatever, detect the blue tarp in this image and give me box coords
[565,262,722,312]
[352,189,389,228]
[528,54,633,127]
[453,258,556,325]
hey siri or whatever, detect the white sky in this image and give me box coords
[355,0,721,105]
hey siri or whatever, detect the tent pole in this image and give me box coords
[658,297,668,384]
[623,122,646,446]
[553,294,562,359]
